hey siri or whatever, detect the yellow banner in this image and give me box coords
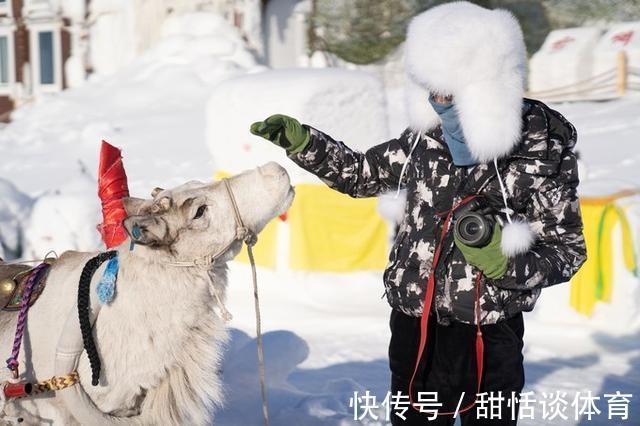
[570,199,637,316]
[288,184,388,272]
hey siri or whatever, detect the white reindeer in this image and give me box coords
[0,162,294,425]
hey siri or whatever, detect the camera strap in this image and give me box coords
[408,194,485,417]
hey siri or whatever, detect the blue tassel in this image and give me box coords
[97,255,119,305]
[129,225,142,252]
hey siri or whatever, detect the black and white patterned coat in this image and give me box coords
[288,98,586,325]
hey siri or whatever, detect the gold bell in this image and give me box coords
[0,278,16,298]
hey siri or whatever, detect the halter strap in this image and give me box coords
[224,179,257,247]
[166,178,257,267]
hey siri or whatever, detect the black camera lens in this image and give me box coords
[454,212,493,247]
[464,221,480,235]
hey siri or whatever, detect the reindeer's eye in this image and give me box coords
[193,205,207,219]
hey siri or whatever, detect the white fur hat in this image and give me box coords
[403,2,534,257]
[404,1,527,164]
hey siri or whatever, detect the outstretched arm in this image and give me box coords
[288,126,417,198]
[251,114,417,198]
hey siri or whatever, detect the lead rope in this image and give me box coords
[246,243,269,426]
[222,180,270,426]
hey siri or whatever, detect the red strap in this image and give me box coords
[408,195,484,417]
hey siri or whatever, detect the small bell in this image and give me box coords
[0,278,16,298]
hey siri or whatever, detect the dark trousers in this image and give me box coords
[389,310,525,425]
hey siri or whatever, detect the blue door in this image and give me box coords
[39,31,54,85]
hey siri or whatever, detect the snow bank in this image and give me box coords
[0,179,33,260]
[206,68,389,184]
[88,3,257,78]
[529,27,603,93]
[593,22,640,76]
[23,184,103,258]
[0,11,262,253]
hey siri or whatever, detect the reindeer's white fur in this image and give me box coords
[404,1,527,163]
[0,162,294,425]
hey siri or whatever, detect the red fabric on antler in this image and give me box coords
[97,141,130,248]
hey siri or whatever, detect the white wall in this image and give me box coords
[264,0,310,68]
[89,0,138,76]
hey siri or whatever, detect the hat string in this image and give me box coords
[493,157,513,224]
[395,130,422,199]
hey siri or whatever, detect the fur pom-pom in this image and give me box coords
[501,220,535,257]
[377,191,407,224]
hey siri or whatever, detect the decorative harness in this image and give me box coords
[77,178,270,425]
[1,258,80,423]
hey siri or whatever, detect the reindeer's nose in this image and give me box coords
[259,162,289,181]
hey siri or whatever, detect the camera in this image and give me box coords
[453,199,495,248]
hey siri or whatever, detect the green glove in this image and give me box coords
[250,114,311,154]
[454,225,508,279]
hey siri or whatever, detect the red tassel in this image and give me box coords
[97,141,130,248]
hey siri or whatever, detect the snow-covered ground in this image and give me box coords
[0,12,638,425]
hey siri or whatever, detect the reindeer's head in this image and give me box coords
[121,162,294,264]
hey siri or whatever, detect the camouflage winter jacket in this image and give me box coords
[288,98,587,325]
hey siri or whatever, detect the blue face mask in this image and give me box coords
[428,96,477,167]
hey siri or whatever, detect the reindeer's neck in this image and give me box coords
[86,248,229,422]
[118,248,218,318]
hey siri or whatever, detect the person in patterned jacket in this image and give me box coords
[250,2,586,425]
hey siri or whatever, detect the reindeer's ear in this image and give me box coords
[123,197,149,216]
[157,196,172,211]
[151,187,164,198]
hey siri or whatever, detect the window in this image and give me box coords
[0,36,8,85]
[38,31,54,85]
[28,24,61,94]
